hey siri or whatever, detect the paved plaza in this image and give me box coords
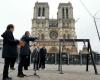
[0,51,100,80]
[0,63,100,80]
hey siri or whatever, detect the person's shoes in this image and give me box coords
[10,67,15,70]
[42,68,45,70]
[22,74,27,76]
[17,74,24,77]
[41,66,45,69]
[36,68,39,70]
[24,67,28,70]
[3,76,12,80]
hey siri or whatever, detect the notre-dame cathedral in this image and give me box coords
[31,2,78,63]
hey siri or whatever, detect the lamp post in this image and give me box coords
[59,40,64,74]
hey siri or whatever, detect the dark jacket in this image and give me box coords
[20,35,37,56]
[31,48,40,63]
[1,31,19,58]
[40,47,47,60]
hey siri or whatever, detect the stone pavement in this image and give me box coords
[0,63,100,80]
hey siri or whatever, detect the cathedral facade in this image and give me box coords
[31,2,77,55]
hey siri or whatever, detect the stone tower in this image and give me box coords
[32,2,49,40]
[33,2,49,19]
[57,2,77,39]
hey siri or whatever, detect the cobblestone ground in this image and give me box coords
[0,63,100,80]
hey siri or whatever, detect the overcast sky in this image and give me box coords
[0,0,100,52]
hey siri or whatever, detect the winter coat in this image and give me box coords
[40,47,47,60]
[1,30,19,58]
[20,35,37,56]
[31,48,40,63]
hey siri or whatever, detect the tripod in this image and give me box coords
[33,63,40,77]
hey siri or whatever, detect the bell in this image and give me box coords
[82,42,89,54]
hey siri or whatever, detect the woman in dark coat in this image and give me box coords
[17,31,37,77]
[1,24,19,80]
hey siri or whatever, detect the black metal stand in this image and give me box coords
[59,44,63,74]
[87,41,98,74]
[33,64,40,77]
[86,54,89,71]
[58,39,98,75]
[58,42,61,71]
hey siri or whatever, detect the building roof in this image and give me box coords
[58,2,73,8]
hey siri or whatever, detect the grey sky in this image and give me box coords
[0,0,100,52]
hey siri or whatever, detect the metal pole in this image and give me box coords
[86,54,89,72]
[67,53,69,65]
[83,41,89,72]
[55,53,57,64]
[93,17,100,41]
[88,40,98,74]
[58,40,61,71]
[59,44,63,74]
[80,53,82,65]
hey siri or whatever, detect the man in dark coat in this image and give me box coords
[1,24,19,80]
[17,31,37,77]
[39,46,47,69]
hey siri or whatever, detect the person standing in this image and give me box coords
[17,31,37,77]
[1,24,20,80]
[31,44,40,70]
[39,46,47,69]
